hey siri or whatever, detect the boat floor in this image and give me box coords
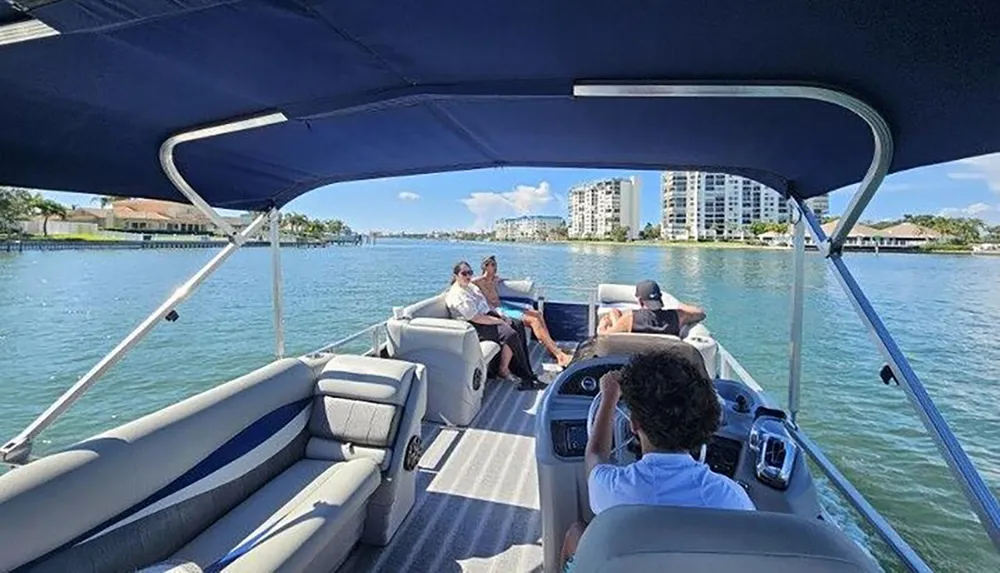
[343,342,565,573]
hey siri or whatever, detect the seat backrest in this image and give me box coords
[307,354,423,470]
[383,317,485,426]
[0,358,318,573]
[574,505,879,573]
[575,333,712,380]
[400,293,452,319]
[597,282,681,308]
[496,279,536,300]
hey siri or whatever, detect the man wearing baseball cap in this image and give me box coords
[597,279,705,336]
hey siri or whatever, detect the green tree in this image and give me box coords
[281,213,309,235]
[749,221,769,236]
[609,225,630,242]
[638,222,662,240]
[303,219,327,238]
[324,219,352,236]
[553,221,569,240]
[0,187,35,236]
[92,195,123,208]
[32,196,69,237]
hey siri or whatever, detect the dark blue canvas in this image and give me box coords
[0,1,997,210]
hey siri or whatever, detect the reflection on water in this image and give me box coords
[1,242,997,572]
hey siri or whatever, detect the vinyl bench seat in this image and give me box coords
[170,458,379,572]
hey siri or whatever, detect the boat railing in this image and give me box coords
[716,345,765,394]
[307,321,387,358]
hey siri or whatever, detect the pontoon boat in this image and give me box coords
[1,2,999,572]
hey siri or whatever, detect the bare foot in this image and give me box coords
[556,352,573,367]
[498,369,513,379]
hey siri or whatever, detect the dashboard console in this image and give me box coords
[536,338,825,573]
[546,356,774,483]
[550,419,745,479]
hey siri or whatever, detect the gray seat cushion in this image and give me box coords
[316,354,416,407]
[574,505,879,573]
[400,293,451,319]
[171,458,380,572]
[479,340,501,363]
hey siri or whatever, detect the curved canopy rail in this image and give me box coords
[3,0,1000,567]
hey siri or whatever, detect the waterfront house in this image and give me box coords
[66,199,215,233]
[757,220,942,250]
[875,222,944,247]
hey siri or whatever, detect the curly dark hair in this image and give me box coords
[619,350,720,452]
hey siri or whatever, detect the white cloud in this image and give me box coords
[947,153,1000,193]
[460,181,555,230]
[398,191,421,201]
[939,202,1000,223]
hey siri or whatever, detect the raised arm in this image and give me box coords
[585,371,622,476]
[676,303,706,326]
[598,310,633,335]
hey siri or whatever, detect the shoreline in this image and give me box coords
[495,238,976,255]
[1,237,341,252]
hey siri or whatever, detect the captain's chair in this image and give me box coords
[573,332,718,379]
[573,505,879,573]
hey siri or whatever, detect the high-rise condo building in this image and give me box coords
[660,171,828,240]
[568,176,641,239]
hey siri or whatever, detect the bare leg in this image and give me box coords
[523,310,572,366]
[561,521,587,570]
[498,344,513,378]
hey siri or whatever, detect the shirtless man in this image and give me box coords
[598,280,705,337]
[474,255,573,367]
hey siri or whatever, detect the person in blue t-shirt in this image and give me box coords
[560,350,754,572]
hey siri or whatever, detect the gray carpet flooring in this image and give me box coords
[343,343,559,572]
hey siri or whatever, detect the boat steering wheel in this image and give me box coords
[586,390,638,464]
[584,360,711,466]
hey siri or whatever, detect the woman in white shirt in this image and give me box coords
[445,261,541,391]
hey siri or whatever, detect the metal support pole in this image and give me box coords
[794,198,1000,551]
[827,254,1000,550]
[159,112,287,239]
[587,291,597,337]
[787,202,806,425]
[269,209,285,359]
[0,212,269,464]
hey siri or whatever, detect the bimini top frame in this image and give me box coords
[3,82,998,570]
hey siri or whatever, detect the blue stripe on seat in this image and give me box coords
[499,296,536,308]
[58,399,309,552]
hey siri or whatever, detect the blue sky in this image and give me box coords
[40,153,1000,233]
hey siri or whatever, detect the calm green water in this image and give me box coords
[1,240,998,571]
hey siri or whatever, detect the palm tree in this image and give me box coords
[325,219,346,236]
[92,195,122,208]
[281,213,309,234]
[33,197,68,237]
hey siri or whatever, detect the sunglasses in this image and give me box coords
[459,270,474,277]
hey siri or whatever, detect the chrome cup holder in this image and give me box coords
[749,415,797,490]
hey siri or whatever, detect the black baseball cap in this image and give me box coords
[635,280,664,308]
[481,255,497,269]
